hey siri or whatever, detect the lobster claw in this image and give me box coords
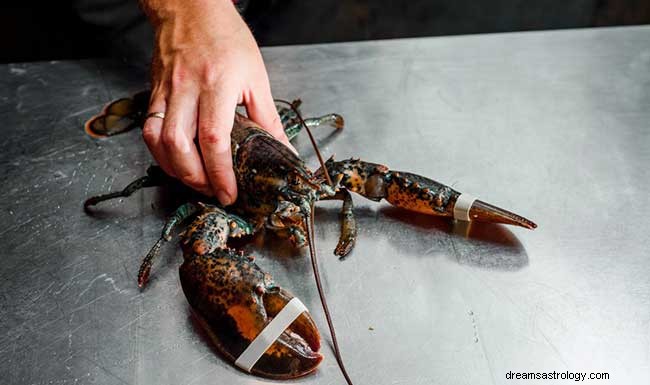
[179,249,322,379]
[253,287,322,378]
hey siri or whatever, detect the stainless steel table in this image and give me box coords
[1,26,648,385]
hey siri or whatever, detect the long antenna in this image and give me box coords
[305,211,354,385]
[275,98,351,383]
[274,99,334,188]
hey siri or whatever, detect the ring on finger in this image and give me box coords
[146,111,166,120]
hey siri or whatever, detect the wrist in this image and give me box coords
[140,0,236,26]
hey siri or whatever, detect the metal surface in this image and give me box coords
[1,26,649,385]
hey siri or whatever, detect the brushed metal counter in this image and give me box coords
[1,26,649,385]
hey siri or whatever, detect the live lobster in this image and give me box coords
[84,91,536,382]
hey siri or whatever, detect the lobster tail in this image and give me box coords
[84,90,150,137]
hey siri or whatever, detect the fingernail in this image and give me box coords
[216,189,234,206]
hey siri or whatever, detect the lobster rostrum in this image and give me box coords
[84,92,536,381]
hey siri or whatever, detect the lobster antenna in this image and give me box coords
[274,99,334,188]
[304,210,354,385]
[277,98,351,382]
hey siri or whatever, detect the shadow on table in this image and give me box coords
[314,205,529,271]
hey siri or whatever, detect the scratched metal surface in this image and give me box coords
[1,26,649,385]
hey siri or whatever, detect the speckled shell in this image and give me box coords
[179,248,322,378]
[231,113,314,217]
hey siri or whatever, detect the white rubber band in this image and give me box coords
[453,193,476,222]
[235,297,308,372]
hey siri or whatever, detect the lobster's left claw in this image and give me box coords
[179,249,322,380]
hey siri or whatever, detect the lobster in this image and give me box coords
[84,91,536,382]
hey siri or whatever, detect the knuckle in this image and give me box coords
[179,173,207,190]
[161,129,183,150]
[170,66,189,90]
[200,130,228,148]
[199,65,223,87]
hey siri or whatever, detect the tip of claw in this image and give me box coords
[524,220,538,230]
[83,198,101,214]
[137,269,150,289]
[334,242,353,260]
[333,114,345,130]
[470,199,538,230]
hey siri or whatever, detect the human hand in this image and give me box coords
[140,0,293,205]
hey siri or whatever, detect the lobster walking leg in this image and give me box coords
[83,166,172,210]
[138,202,200,287]
[320,189,357,258]
[276,99,344,141]
[285,114,345,141]
[321,158,537,230]
[336,190,357,258]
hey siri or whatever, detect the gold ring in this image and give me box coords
[146,111,166,120]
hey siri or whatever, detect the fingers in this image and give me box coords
[161,86,213,196]
[246,84,297,154]
[198,89,238,205]
[142,88,175,178]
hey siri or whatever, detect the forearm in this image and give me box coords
[140,0,241,36]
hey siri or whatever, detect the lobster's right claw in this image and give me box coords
[179,249,322,380]
[253,287,322,378]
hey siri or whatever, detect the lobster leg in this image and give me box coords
[138,202,200,288]
[84,166,172,210]
[276,99,344,141]
[320,158,537,230]
[320,189,357,258]
[285,114,345,141]
[139,202,255,287]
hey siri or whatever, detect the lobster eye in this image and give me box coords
[229,221,237,229]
